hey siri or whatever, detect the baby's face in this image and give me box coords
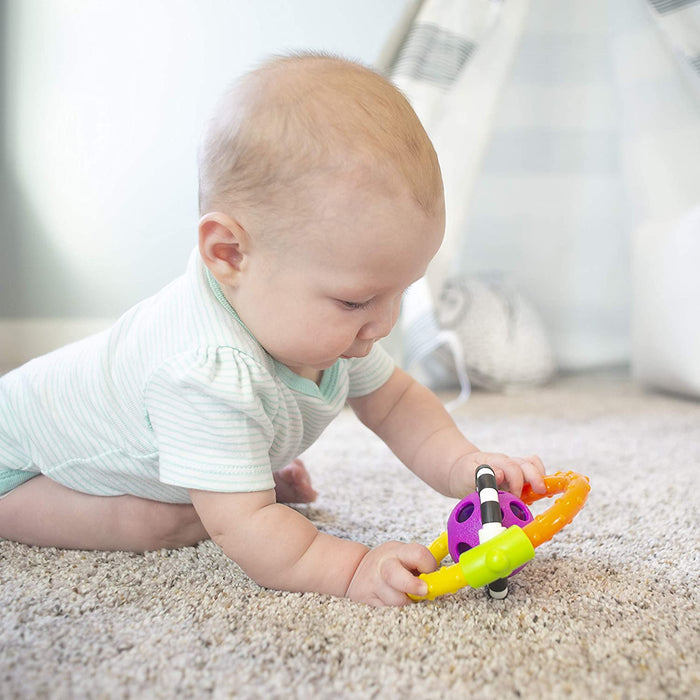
[229,177,444,379]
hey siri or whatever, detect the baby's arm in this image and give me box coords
[349,367,546,498]
[190,488,436,606]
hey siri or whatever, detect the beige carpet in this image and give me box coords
[1,370,698,699]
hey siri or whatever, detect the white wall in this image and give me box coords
[1,0,411,325]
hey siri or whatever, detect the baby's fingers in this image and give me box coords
[380,543,436,598]
[399,542,439,575]
[380,558,427,600]
[521,455,546,493]
[494,460,524,496]
[494,455,547,496]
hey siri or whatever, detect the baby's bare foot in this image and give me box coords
[273,459,318,504]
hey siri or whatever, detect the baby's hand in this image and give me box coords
[450,451,547,498]
[345,541,438,606]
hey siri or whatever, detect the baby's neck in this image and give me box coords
[293,367,323,385]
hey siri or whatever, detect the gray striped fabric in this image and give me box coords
[647,0,700,78]
[392,23,477,86]
[648,0,697,13]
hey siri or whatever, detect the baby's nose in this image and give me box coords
[358,304,396,341]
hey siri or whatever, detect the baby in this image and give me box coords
[0,53,545,606]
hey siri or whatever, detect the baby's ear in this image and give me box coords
[198,212,250,286]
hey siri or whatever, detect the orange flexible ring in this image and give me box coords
[520,471,591,548]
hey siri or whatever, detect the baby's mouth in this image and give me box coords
[341,345,372,360]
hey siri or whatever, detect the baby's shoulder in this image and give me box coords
[142,343,283,423]
[152,341,276,389]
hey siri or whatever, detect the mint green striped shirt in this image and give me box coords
[0,249,395,503]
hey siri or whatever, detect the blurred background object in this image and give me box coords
[1,0,698,397]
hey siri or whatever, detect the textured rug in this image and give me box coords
[1,370,698,699]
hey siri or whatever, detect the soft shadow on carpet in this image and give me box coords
[1,370,698,699]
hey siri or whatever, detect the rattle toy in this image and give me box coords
[410,465,590,601]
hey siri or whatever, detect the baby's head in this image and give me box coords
[198,53,445,377]
[198,51,444,235]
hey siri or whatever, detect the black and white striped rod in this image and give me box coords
[475,464,509,600]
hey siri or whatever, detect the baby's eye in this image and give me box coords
[339,299,370,311]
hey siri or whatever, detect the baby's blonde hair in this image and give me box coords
[198,52,443,227]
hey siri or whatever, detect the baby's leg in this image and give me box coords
[0,476,207,552]
[0,462,316,551]
[273,459,318,504]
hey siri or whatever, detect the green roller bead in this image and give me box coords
[458,526,535,589]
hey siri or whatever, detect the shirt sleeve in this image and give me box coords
[144,347,278,492]
[345,342,396,399]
